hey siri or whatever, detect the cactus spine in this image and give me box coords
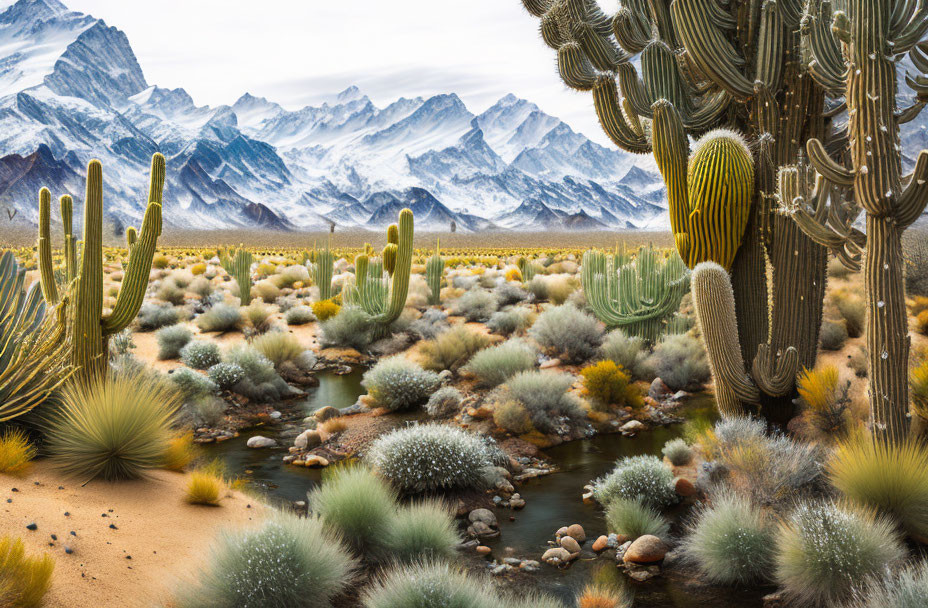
[219,247,254,305]
[426,239,444,305]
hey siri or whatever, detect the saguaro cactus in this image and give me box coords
[310,243,334,301]
[38,154,166,383]
[219,247,254,305]
[426,239,445,306]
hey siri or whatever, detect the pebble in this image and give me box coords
[566,524,586,543]
[476,545,491,555]
[592,535,609,552]
[559,536,581,554]
[246,436,277,449]
[26,523,37,531]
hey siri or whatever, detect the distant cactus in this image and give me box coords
[310,243,335,301]
[219,246,254,305]
[517,256,536,284]
[426,240,444,306]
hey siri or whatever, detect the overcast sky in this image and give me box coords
[55,0,615,146]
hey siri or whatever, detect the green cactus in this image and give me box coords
[582,244,690,344]
[60,195,76,283]
[426,239,445,306]
[37,154,166,383]
[518,256,536,284]
[310,243,335,302]
[219,246,254,305]
[126,226,138,249]
[382,243,397,276]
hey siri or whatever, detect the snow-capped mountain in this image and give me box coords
[0,0,668,232]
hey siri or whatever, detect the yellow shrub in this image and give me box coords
[0,536,54,608]
[580,361,642,412]
[0,428,36,476]
[577,583,631,608]
[319,418,347,436]
[797,365,840,412]
[912,296,928,318]
[493,401,533,434]
[257,262,278,278]
[312,299,341,322]
[190,262,207,275]
[185,469,223,506]
[917,310,928,336]
[152,253,170,269]
[162,432,197,472]
[505,267,522,282]
[797,365,851,440]
[912,360,928,420]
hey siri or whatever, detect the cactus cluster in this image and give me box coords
[426,240,444,306]
[219,247,254,305]
[517,256,536,284]
[310,243,335,302]
[582,244,690,344]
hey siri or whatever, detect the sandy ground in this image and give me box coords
[0,463,265,608]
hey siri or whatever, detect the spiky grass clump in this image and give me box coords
[285,305,315,325]
[577,582,633,608]
[661,438,693,466]
[361,561,497,608]
[486,306,533,336]
[774,501,905,607]
[0,536,54,608]
[797,365,851,441]
[505,370,585,434]
[242,301,273,334]
[185,467,224,506]
[844,561,928,608]
[180,340,222,370]
[384,500,460,564]
[424,386,463,418]
[0,428,36,476]
[362,357,441,411]
[419,325,490,372]
[156,325,193,360]
[309,466,397,556]
[463,338,536,388]
[592,455,676,509]
[493,400,533,434]
[529,304,603,364]
[162,431,197,472]
[367,424,493,493]
[912,358,928,421]
[177,512,356,608]
[196,303,242,333]
[46,370,180,482]
[580,360,642,411]
[829,436,928,540]
[604,497,670,541]
[251,331,307,369]
[680,492,775,584]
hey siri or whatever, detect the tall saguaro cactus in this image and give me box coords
[778,0,928,442]
[38,154,166,383]
[219,247,254,305]
[426,239,445,306]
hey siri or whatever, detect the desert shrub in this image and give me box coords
[450,289,498,322]
[661,438,692,466]
[917,310,928,336]
[46,369,180,481]
[526,275,549,301]
[820,319,849,351]
[191,262,207,275]
[425,386,463,418]
[681,492,775,584]
[185,395,225,427]
[362,357,440,411]
[177,512,355,608]
[312,299,341,322]
[903,231,928,296]
[196,303,242,333]
[605,497,670,541]
[309,466,396,556]
[494,282,527,307]
[829,436,928,540]
[592,455,676,509]
[409,308,450,340]
[224,345,292,402]
[384,500,460,564]
[189,276,213,300]
[185,468,223,506]
[207,363,245,390]
[366,423,493,493]
[252,331,306,368]
[156,325,193,360]
[913,358,928,421]
[252,280,281,302]
[828,255,855,279]
[848,345,868,378]
[493,400,533,434]
[844,561,928,608]
[181,340,222,370]
[320,306,373,350]
[546,276,576,305]
[912,295,928,318]
[152,253,169,269]
[774,501,904,607]
[486,306,533,336]
[463,338,536,388]
[136,302,179,331]
[361,561,497,608]
[109,328,136,357]
[285,305,315,325]
[600,330,651,380]
[157,280,187,305]
[0,428,36,476]
[419,325,489,372]
[0,535,54,608]
[580,360,642,411]
[278,264,309,287]
[506,370,585,434]
[170,368,218,398]
[576,583,633,608]
[647,333,710,391]
[832,290,866,338]
[529,304,603,364]
[242,301,273,334]
[797,365,851,441]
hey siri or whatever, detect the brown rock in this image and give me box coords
[314,406,340,422]
[476,545,491,555]
[592,535,609,552]
[566,524,586,543]
[541,547,572,565]
[303,455,329,468]
[559,536,581,554]
[674,477,697,497]
[623,535,668,564]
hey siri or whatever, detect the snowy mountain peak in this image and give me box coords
[0,0,68,27]
[336,85,363,103]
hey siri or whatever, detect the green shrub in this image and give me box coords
[506,370,584,434]
[680,492,775,584]
[223,344,292,402]
[844,561,928,608]
[156,280,186,305]
[252,279,281,302]
[285,306,315,325]
[529,304,603,364]
[486,307,533,336]
[367,423,493,493]
[774,501,904,607]
[252,331,306,368]
[185,395,225,427]
[207,363,245,390]
[196,303,242,333]
[647,333,710,391]
[320,306,373,350]
[170,368,218,399]
[177,512,356,608]
[385,500,460,564]
[450,289,498,322]
[419,325,489,372]
[592,455,676,509]
[493,400,533,434]
[309,466,396,557]
[600,330,652,380]
[181,340,222,370]
[242,301,273,334]
[493,282,527,307]
[661,438,692,466]
[136,302,179,331]
[604,497,670,541]
[46,369,180,481]
[463,338,536,388]
[361,561,498,608]
[425,386,463,418]
[156,325,193,360]
[579,360,642,411]
[362,357,440,411]
[820,319,849,351]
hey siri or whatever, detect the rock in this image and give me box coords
[503,558,522,566]
[476,545,492,555]
[555,526,569,538]
[620,420,646,434]
[566,524,586,543]
[246,436,277,449]
[470,521,499,538]
[303,455,329,468]
[540,358,561,369]
[469,509,498,528]
[627,565,660,581]
[671,390,689,401]
[559,536,581,554]
[314,406,340,422]
[623,535,668,564]
[542,547,572,565]
[520,560,540,572]
[509,494,525,509]
[269,410,282,420]
[648,378,671,401]
[294,430,322,450]
[674,477,697,497]
[592,535,609,552]
[495,479,515,494]
[763,591,787,607]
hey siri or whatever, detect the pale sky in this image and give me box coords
[56,0,616,146]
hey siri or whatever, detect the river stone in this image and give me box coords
[592,535,609,552]
[476,545,491,555]
[303,455,329,468]
[674,477,697,497]
[620,420,646,434]
[294,430,321,450]
[246,436,277,449]
[623,535,668,564]
[542,547,572,565]
[649,378,671,400]
[559,536,581,554]
[509,494,525,509]
[469,509,498,528]
[471,521,498,538]
[566,524,586,542]
[555,526,569,538]
[314,406,340,422]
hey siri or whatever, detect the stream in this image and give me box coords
[204,373,771,607]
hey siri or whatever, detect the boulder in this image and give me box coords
[542,547,572,565]
[303,455,329,468]
[294,430,321,450]
[623,535,668,564]
[592,535,609,552]
[314,406,340,422]
[246,436,277,449]
[566,524,586,543]
[674,477,697,497]
[648,378,671,401]
[469,509,498,528]
[620,420,647,434]
[559,536,581,554]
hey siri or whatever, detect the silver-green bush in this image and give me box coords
[450,289,498,322]
[661,438,693,466]
[196,303,242,333]
[647,333,710,391]
[156,325,193,360]
[207,363,245,390]
[528,304,603,364]
[180,340,222,370]
[463,338,536,388]
[361,561,497,608]
[425,386,463,418]
[605,497,670,541]
[362,357,441,411]
[505,370,584,434]
[592,455,677,509]
[320,306,374,350]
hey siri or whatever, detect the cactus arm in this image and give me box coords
[803,0,847,92]
[60,195,75,282]
[807,138,855,186]
[755,0,784,91]
[558,42,597,91]
[426,239,444,306]
[377,208,413,325]
[612,7,650,54]
[71,160,105,381]
[751,343,800,398]
[651,100,691,262]
[37,188,59,305]
[898,149,928,229]
[382,243,397,276]
[125,227,137,249]
[521,0,552,17]
[592,74,650,153]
